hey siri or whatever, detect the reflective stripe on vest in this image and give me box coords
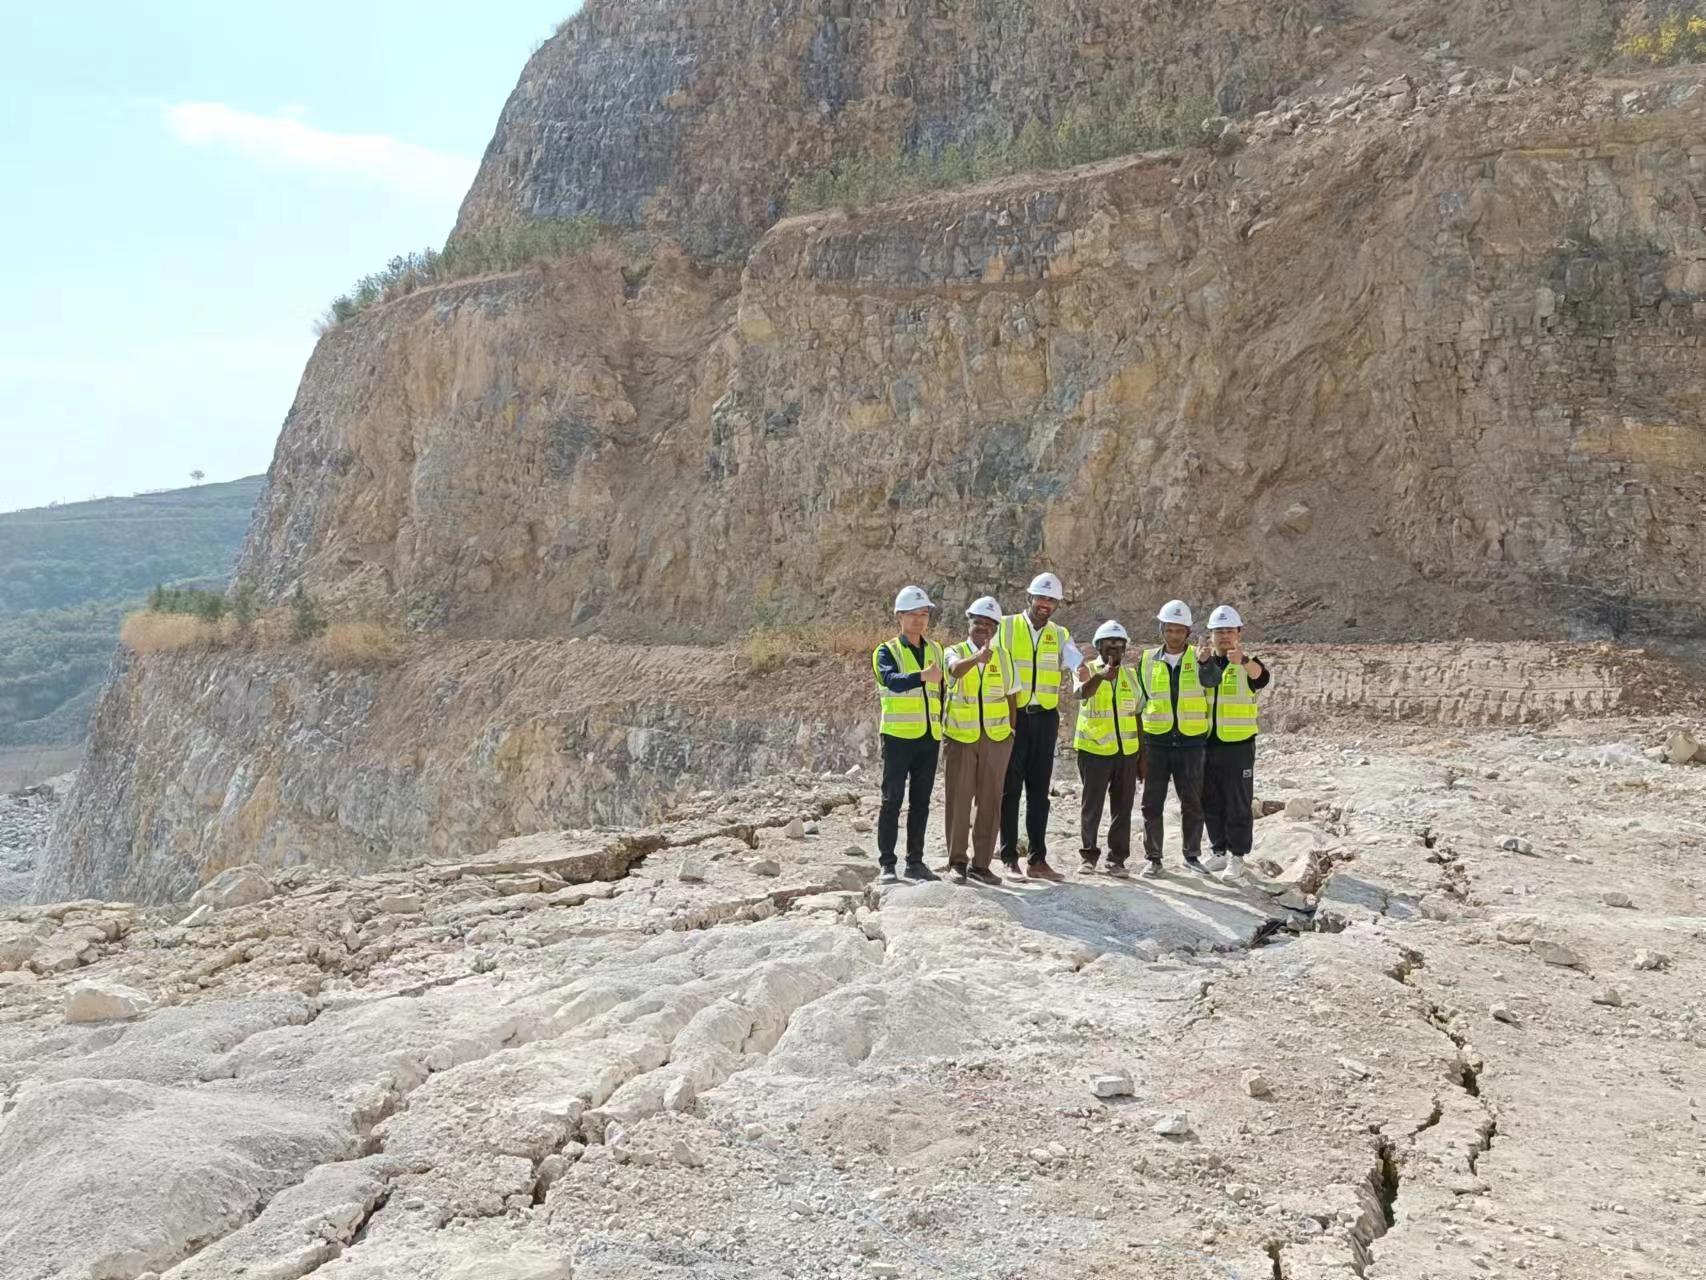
[999,614,1071,710]
[1212,661,1259,742]
[1139,647,1209,737]
[943,642,1012,744]
[873,638,944,740]
[1074,662,1142,756]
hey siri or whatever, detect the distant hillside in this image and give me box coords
[0,476,263,745]
[0,477,264,613]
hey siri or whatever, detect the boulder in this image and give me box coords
[1494,915,1540,946]
[65,978,153,1023]
[1531,938,1586,970]
[784,817,807,840]
[751,859,782,877]
[1092,1070,1134,1099]
[1242,1069,1273,1098]
[1633,949,1671,971]
[1153,1113,1192,1137]
[190,866,276,912]
[1283,797,1315,820]
[1602,891,1635,910]
[377,893,422,915]
[1664,731,1701,765]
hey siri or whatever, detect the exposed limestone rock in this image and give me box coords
[6,714,1706,1277]
[64,977,153,1022]
[1531,938,1587,970]
[189,866,275,912]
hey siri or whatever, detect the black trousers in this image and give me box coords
[1203,740,1257,857]
[1141,739,1205,862]
[1077,749,1141,866]
[878,733,939,869]
[999,707,1058,865]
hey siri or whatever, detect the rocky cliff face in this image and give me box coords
[453,0,1616,251]
[40,5,1706,903]
[248,76,1706,645]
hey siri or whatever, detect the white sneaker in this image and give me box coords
[1139,861,1163,880]
[1219,856,1249,884]
[1201,853,1228,873]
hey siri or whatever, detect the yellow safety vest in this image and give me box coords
[872,637,944,740]
[1211,660,1259,743]
[943,642,1012,744]
[1073,661,1142,756]
[1139,647,1209,738]
[998,614,1073,710]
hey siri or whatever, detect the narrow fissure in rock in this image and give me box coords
[1456,1054,1482,1099]
[1413,1096,1444,1136]
[1265,1239,1287,1279]
[1467,1116,1498,1174]
[1376,1139,1400,1230]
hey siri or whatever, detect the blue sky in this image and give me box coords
[0,0,579,513]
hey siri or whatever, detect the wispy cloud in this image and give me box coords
[162,102,476,199]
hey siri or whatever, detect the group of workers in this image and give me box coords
[871,572,1271,888]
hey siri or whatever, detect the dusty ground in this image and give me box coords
[4,704,1706,1280]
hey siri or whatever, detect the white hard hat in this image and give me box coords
[965,596,1003,622]
[1156,599,1193,626]
[1208,604,1244,629]
[1026,572,1063,600]
[893,585,934,612]
[1093,620,1129,643]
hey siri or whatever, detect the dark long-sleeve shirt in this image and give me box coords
[875,637,929,693]
[1200,652,1272,745]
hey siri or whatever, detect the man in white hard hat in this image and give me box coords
[872,586,947,885]
[1073,620,1144,877]
[1197,605,1271,882]
[995,572,1083,883]
[940,596,1018,885]
[1136,599,1211,877]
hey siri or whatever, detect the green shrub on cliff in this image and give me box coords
[146,584,228,622]
[319,216,618,329]
[1615,3,1706,63]
[786,91,1220,213]
[288,584,327,641]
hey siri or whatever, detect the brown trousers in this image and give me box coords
[944,734,1015,868]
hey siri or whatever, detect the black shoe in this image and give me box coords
[948,863,969,885]
[1106,862,1131,879]
[879,865,900,885]
[1079,857,1100,875]
[903,861,939,882]
[1183,855,1207,874]
[1001,859,1022,878]
[967,866,1004,887]
[1027,860,1065,883]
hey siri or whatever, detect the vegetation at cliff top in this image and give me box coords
[1615,2,1706,63]
[787,93,1221,213]
[0,477,262,747]
[319,216,622,330]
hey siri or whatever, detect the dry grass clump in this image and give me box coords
[119,611,225,654]
[313,621,403,669]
